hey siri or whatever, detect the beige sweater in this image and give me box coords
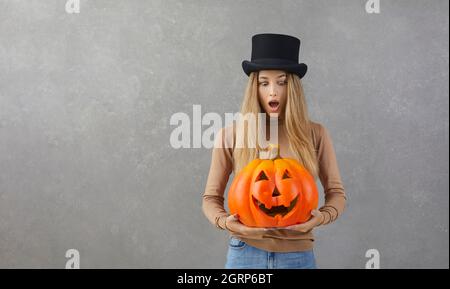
[202,120,347,252]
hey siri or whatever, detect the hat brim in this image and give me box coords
[242,60,307,79]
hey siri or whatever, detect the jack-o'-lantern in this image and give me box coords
[228,144,318,228]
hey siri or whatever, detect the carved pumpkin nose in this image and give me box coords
[272,186,281,197]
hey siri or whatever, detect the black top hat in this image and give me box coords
[242,33,307,79]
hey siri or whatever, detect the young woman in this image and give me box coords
[202,33,347,269]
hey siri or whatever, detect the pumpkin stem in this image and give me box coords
[258,143,281,160]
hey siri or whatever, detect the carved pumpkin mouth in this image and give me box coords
[252,195,298,217]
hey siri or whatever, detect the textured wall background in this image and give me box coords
[0,0,448,268]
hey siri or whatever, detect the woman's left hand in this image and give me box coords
[278,209,324,233]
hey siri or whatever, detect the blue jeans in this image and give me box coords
[225,236,317,269]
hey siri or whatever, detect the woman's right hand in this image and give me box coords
[223,214,268,239]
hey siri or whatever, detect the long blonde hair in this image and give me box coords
[233,72,319,178]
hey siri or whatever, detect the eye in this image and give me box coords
[258,82,268,86]
[278,81,287,86]
[256,171,269,182]
[282,170,291,179]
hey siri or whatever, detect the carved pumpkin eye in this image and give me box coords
[256,170,269,182]
[282,170,291,179]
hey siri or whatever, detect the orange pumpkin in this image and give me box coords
[228,144,319,228]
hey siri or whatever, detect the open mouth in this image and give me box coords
[252,195,298,217]
[268,100,280,111]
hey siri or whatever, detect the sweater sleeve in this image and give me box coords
[201,127,234,230]
[316,124,347,226]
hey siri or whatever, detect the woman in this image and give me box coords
[202,33,347,269]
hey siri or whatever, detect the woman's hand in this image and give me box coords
[223,214,268,239]
[279,209,324,233]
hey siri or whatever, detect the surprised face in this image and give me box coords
[257,70,288,119]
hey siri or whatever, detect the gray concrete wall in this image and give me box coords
[0,0,448,268]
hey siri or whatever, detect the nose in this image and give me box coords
[269,85,277,97]
[272,186,281,197]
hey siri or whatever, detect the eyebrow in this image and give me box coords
[258,74,287,80]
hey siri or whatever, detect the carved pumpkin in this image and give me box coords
[228,144,318,228]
